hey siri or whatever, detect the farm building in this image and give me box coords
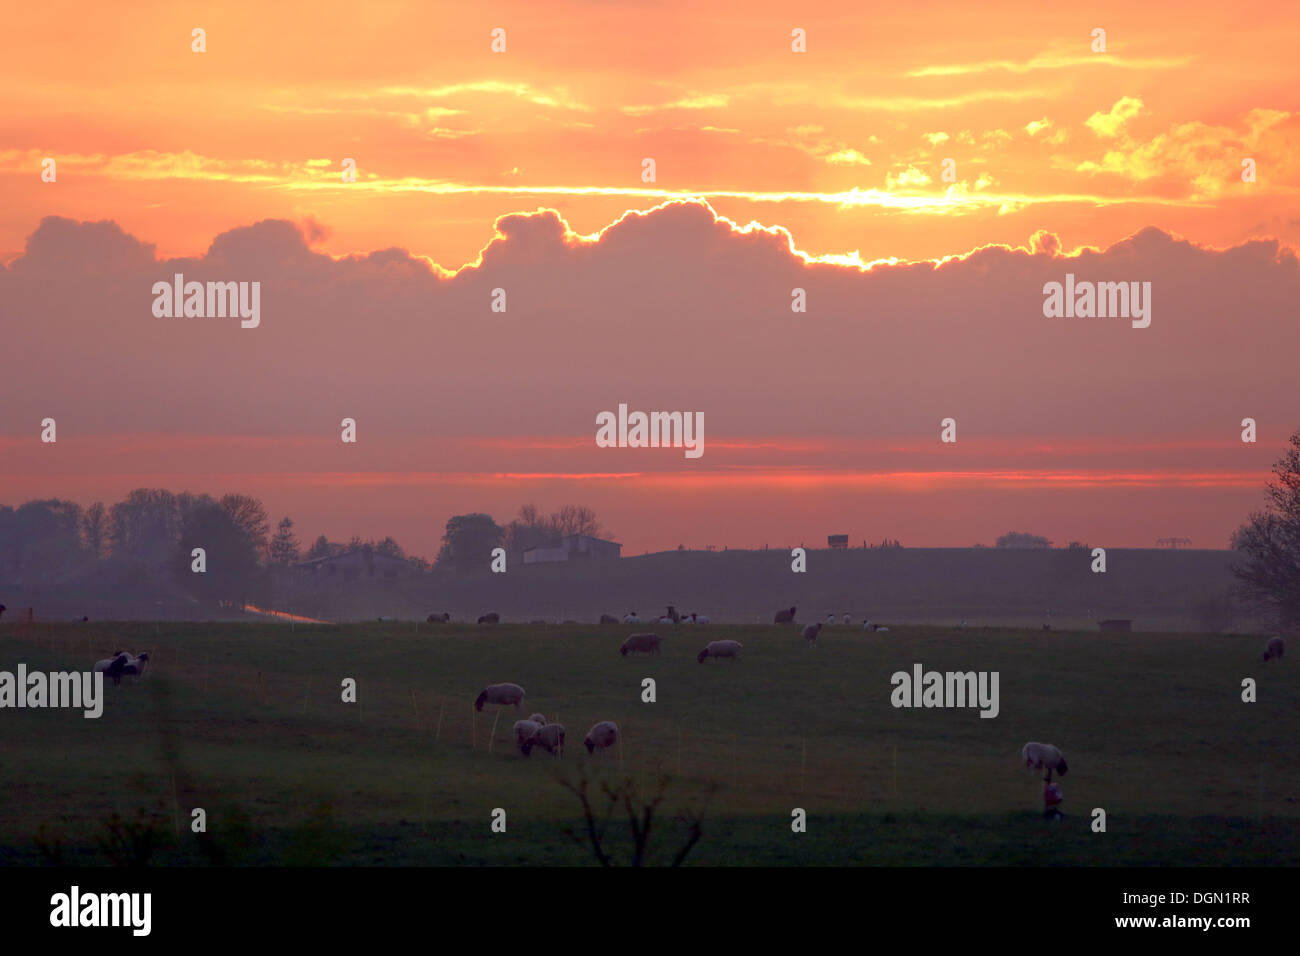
[293,548,411,583]
[827,534,849,549]
[522,533,622,564]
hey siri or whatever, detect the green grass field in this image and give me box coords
[1,621,1296,865]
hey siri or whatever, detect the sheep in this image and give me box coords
[528,713,547,725]
[623,611,641,623]
[666,605,681,624]
[426,612,451,623]
[863,619,873,630]
[1263,636,1286,663]
[875,626,890,633]
[620,633,662,656]
[656,616,674,624]
[842,613,851,626]
[599,614,619,625]
[802,622,823,644]
[95,651,148,686]
[825,613,836,625]
[1022,742,1068,782]
[477,612,500,625]
[691,613,710,624]
[93,652,130,677]
[117,651,149,683]
[475,682,525,711]
[697,639,743,663]
[528,722,566,757]
[513,718,544,755]
[583,720,618,754]
[774,606,797,624]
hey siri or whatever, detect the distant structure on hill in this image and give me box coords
[523,533,622,564]
[293,547,411,583]
[1156,537,1193,548]
[827,534,849,549]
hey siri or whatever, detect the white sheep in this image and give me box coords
[697,640,743,663]
[1022,742,1068,782]
[656,616,674,624]
[528,713,547,725]
[825,613,836,625]
[475,682,525,712]
[693,614,711,624]
[528,722,566,757]
[584,720,618,754]
[842,613,851,626]
[1263,636,1286,663]
[513,718,544,755]
[623,611,641,623]
[620,633,662,656]
[803,622,823,644]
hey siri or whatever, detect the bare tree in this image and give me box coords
[553,765,715,867]
[1232,426,1300,628]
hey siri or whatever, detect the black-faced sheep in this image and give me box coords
[697,639,743,663]
[774,606,796,624]
[620,633,662,656]
[475,682,525,711]
[513,718,544,755]
[1022,742,1068,782]
[1263,636,1286,662]
[583,720,618,754]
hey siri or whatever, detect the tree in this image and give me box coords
[269,517,301,566]
[174,495,265,608]
[996,531,1053,549]
[436,513,504,572]
[375,536,405,559]
[220,494,271,556]
[1231,427,1300,628]
[82,502,108,559]
[305,535,337,561]
[109,489,179,565]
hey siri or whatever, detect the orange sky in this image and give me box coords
[1,1,1298,554]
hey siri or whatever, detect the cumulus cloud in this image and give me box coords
[1085,96,1145,138]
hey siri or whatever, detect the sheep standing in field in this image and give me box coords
[477,612,500,625]
[599,614,619,625]
[427,612,451,623]
[620,633,662,656]
[1022,742,1068,782]
[93,652,130,680]
[825,613,836,626]
[1263,636,1286,663]
[623,611,641,623]
[691,613,710,624]
[528,713,547,725]
[513,718,544,755]
[774,606,797,624]
[803,622,823,645]
[656,616,674,624]
[697,639,743,663]
[475,682,525,712]
[528,722,566,757]
[842,613,851,626]
[583,720,618,755]
[665,605,682,624]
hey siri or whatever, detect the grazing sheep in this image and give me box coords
[477,612,500,625]
[93,652,130,678]
[1263,636,1285,662]
[697,639,743,663]
[875,626,890,632]
[529,722,566,757]
[599,614,619,625]
[427,612,451,623]
[863,619,873,630]
[803,622,823,644]
[623,611,641,623]
[691,613,710,624]
[583,720,618,754]
[513,718,544,755]
[620,632,662,656]
[475,682,525,711]
[656,616,674,624]
[1022,742,1068,782]
[826,613,836,625]
[842,613,851,626]
[774,606,797,624]
[528,713,547,725]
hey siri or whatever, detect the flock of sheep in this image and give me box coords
[91,650,150,685]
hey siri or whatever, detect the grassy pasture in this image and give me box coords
[0,620,1296,865]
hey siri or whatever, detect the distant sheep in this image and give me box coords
[656,616,674,624]
[513,718,544,755]
[774,606,797,624]
[528,713,547,725]
[584,720,618,754]
[1022,742,1068,782]
[477,612,500,625]
[1263,636,1285,663]
[620,632,662,656]
[803,622,823,644]
[697,639,743,663]
[623,611,641,623]
[599,614,619,625]
[826,613,836,625]
[475,682,525,711]
[427,612,451,623]
[842,614,851,626]
[666,605,681,624]
[529,722,566,757]
[95,651,149,686]
[690,613,710,624]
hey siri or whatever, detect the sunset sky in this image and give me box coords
[2,1,1298,555]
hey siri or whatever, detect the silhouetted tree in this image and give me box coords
[269,517,301,566]
[436,513,504,572]
[996,531,1053,549]
[1232,426,1300,628]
